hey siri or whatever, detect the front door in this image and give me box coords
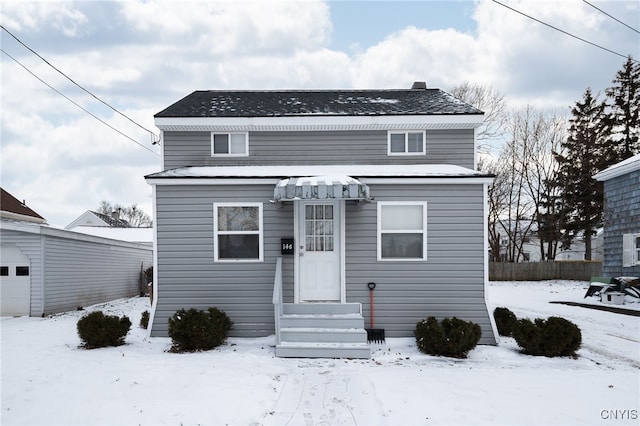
[298,201,341,302]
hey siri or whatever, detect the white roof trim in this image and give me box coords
[593,154,640,181]
[154,114,484,131]
[145,164,494,186]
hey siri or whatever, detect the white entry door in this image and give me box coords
[298,201,342,302]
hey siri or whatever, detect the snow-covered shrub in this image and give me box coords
[140,310,150,329]
[493,307,517,336]
[77,311,131,349]
[512,316,581,357]
[415,316,481,358]
[168,307,233,352]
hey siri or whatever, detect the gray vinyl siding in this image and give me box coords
[42,234,153,314]
[602,169,640,277]
[151,184,295,337]
[344,183,493,345]
[0,229,44,316]
[163,130,475,170]
[152,181,495,344]
[0,226,152,316]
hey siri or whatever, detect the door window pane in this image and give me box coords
[0,267,8,276]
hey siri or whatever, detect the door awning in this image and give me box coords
[273,175,371,202]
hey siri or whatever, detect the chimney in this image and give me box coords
[112,209,120,221]
[411,81,427,90]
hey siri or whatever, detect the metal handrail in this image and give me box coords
[272,257,283,345]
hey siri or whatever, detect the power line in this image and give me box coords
[1,48,160,156]
[491,0,639,64]
[582,0,640,35]
[0,24,160,143]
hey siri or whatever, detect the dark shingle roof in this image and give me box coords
[155,88,483,118]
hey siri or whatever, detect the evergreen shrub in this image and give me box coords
[415,316,482,358]
[512,316,582,357]
[493,307,518,336]
[77,311,131,349]
[140,310,150,329]
[168,307,233,352]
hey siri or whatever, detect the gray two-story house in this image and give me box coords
[146,83,497,358]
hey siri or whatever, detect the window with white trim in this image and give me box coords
[387,131,426,155]
[622,233,640,267]
[214,203,263,261]
[211,132,248,156]
[377,201,427,261]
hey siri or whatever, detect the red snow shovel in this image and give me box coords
[366,282,385,343]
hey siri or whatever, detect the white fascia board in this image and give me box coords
[146,177,493,186]
[593,154,640,181]
[154,114,484,131]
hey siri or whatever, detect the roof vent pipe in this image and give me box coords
[411,81,427,90]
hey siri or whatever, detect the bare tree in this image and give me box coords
[97,201,153,227]
[486,106,567,262]
[450,82,508,153]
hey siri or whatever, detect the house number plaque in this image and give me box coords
[281,238,294,255]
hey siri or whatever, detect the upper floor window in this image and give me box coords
[387,131,425,155]
[377,201,428,261]
[211,132,248,156]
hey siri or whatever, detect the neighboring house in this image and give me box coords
[0,188,46,224]
[146,83,497,358]
[65,209,130,229]
[1,189,153,317]
[594,154,640,277]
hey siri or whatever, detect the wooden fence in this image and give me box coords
[489,261,602,281]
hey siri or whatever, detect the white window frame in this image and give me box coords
[622,233,640,267]
[213,202,263,262]
[377,201,428,261]
[387,130,426,156]
[211,132,249,157]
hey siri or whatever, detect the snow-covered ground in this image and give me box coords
[1,281,638,426]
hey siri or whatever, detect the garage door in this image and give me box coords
[0,245,31,316]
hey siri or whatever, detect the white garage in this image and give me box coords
[0,244,31,316]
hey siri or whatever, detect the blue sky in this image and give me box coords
[330,1,477,51]
[1,0,638,226]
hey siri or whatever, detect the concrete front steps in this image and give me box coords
[275,303,371,359]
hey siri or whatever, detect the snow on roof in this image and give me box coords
[146,164,493,180]
[68,226,153,243]
[594,154,640,181]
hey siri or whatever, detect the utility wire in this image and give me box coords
[1,48,160,156]
[491,0,639,64]
[0,25,160,143]
[582,0,640,35]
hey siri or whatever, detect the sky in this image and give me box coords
[1,0,639,227]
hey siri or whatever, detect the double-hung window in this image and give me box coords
[211,132,248,156]
[388,131,426,155]
[377,201,427,261]
[214,203,263,262]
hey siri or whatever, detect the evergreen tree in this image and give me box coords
[605,56,640,159]
[553,88,610,260]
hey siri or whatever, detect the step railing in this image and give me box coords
[272,257,283,345]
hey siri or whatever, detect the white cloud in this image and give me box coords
[1,0,637,226]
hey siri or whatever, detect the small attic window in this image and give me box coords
[211,132,248,156]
